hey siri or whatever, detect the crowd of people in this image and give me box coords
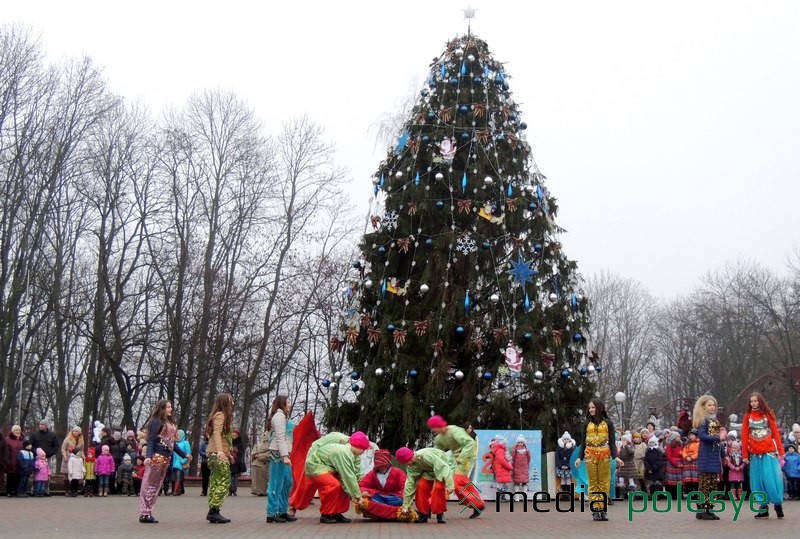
[3,390,799,528]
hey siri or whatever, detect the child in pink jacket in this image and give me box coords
[33,448,51,496]
[491,436,513,496]
[511,435,531,492]
[95,444,116,497]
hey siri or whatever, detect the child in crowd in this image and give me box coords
[117,454,135,496]
[134,455,146,496]
[725,440,746,501]
[490,436,513,497]
[33,448,51,497]
[664,431,683,500]
[617,433,637,496]
[68,448,85,497]
[554,432,573,493]
[17,439,35,497]
[784,445,800,500]
[512,435,532,495]
[681,429,700,495]
[84,447,97,497]
[95,444,116,497]
[644,436,665,496]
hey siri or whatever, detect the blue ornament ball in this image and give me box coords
[378,246,386,255]
[321,378,331,388]
[425,238,434,247]
[459,104,469,114]
[409,369,419,378]
[436,200,445,209]
[523,332,533,341]
[481,240,491,250]
[426,111,436,121]
[561,369,571,379]
[421,135,431,144]
[498,381,506,389]
[351,383,360,392]
[519,122,528,130]
[579,366,589,375]
[473,76,483,85]
[595,365,603,373]
[449,77,459,86]
[573,332,583,343]
[533,243,542,252]
[456,325,465,335]
[350,371,360,380]
[502,80,509,91]
[421,88,429,97]
[461,131,471,142]
[495,76,504,86]
[483,371,493,381]
[352,260,361,269]
[387,324,396,333]
[528,202,537,211]
[495,133,505,142]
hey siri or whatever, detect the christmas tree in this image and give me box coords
[326,33,598,450]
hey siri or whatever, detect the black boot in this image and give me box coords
[600,511,608,521]
[592,512,601,521]
[319,514,337,524]
[468,508,481,519]
[332,513,352,523]
[207,507,230,524]
[436,513,446,524]
[754,506,769,519]
[775,505,784,519]
[280,513,297,522]
[415,513,429,523]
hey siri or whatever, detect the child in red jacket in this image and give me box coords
[491,437,513,497]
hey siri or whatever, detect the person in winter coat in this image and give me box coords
[490,437,513,495]
[555,432,574,492]
[30,420,59,470]
[5,425,24,497]
[784,445,800,500]
[681,429,700,494]
[725,440,746,501]
[67,448,85,496]
[250,428,270,496]
[117,454,135,496]
[84,447,97,497]
[664,431,683,500]
[643,437,665,495]
[60,426,85,496]
[617,433,637,494]
[229,428,246,496]
[512,435,532,492]
[33,448,51,497]
[122,431,139,462]
[693,394,727,521]
[95,444,116,496]
[198,435,210,496]
[133,455,145,496]
[266,395,295,523]
[16,439,35,496]
[170,429,190,496]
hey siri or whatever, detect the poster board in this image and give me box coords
[472,429,542,500]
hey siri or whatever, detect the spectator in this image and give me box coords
[5,425,24,497]
[30,420,59,470]
[16,438,35,497]
[60,426,85,496]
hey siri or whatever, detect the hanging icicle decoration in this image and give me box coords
[465,290,471,315]
[380,173,385,187]
[441,64,447,78]
[507,183,513,197]
[381,279,387,298]
[462,171,468,193]
[524,291,531,312]
[415,171,420,186]
[461,62,467,76]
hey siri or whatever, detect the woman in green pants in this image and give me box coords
[205,393,234,524]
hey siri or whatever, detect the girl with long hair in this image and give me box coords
[574,399,623,522]
[205,393,235,524]
[266,395,296,523]
[741,391,785,518]
[138,400,190,523]
[692,395,726,521]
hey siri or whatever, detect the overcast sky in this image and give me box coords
[4,0,799,298]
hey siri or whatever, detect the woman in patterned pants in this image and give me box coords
[205,393,235,524]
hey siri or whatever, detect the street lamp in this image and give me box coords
[614,391,626,430]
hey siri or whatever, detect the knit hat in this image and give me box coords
[396,447,414,465]
[648,437,659,448]
[427,415,448,429]
[22,438,32,448]
[39,419,48,426]
[71,426,82,434]
[102,444,110,453]
[516,435,526,444]
[36,448,46,457]
[71,447,81,455]
[728,430,738,439]
[126,430,135,438]
[689,428,698,436]
[123,454,131,462]
[667,431,680,443]
[349,431,370,450]
[373,449,392,469]
[622,433,632,443]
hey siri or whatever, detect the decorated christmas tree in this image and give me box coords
[325,32,598,450]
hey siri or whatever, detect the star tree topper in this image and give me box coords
[507,253,536,286]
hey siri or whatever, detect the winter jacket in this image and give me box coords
[95,454,115,476]
[555,445,572,470]
[30,428,59,459]
[618,443,636,479]
[697,417,725,474]
[34,453,51,482]
[665,444,683,468]
[68,455,85,480]
[784,452,800,479]
[633,441,647,477]
[512,446,531,484]
[17,449,35,475]
[269,410,292,457]
[171,430,190,470]
[741,410,784,459]
[491,442,513,484]
[682,440,699,461]
[5,432,23,473]
[644,448,665,481]
[725,453,746,482]
[117,462,134,482]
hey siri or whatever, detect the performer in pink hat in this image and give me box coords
[396,446,455,523]
[427,415,484,518]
